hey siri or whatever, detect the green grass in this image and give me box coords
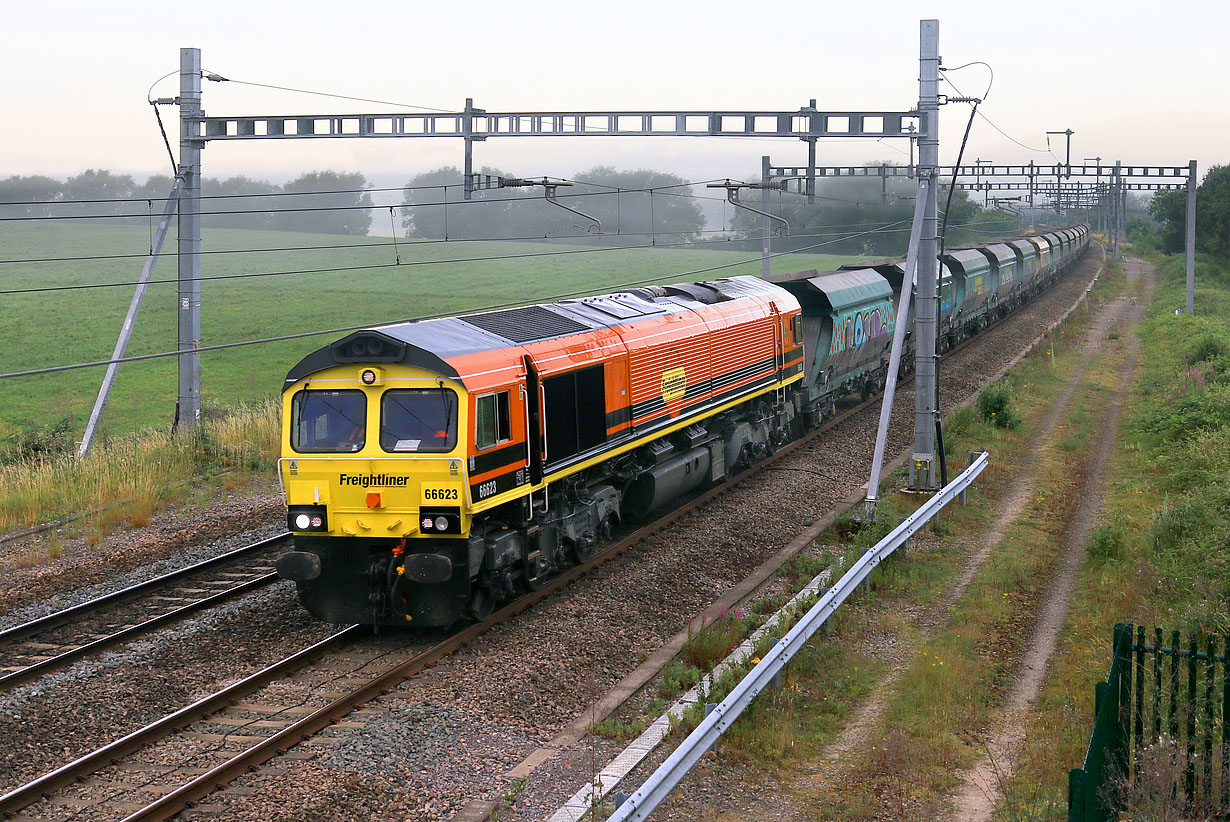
[0,222,865,448]
[999,250,1230,819]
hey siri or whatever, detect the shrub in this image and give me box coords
[0,416,77,464]
[1188,332,1228,366]
[1146,371,1230,443]
[1087,524,1124,560]
[682,608,757,671]
[977,381,1020,429]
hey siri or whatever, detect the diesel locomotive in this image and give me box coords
[275,224,1089,627]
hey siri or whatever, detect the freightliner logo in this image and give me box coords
[338,473,409,487]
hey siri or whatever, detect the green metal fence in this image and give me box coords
[1069,623,1230,821]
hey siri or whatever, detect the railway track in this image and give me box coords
[0,370,904,821]
[0,254,1097,820]
[0,535,287,691]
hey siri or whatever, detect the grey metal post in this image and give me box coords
[910,19,940,491]
[462,97,483,201]
[761,155,771,278]
[79,182,184,458]
[177,48,203,431]
[1186,159,1197,314]
[1112,161,1121,260]
[463,99,474,201]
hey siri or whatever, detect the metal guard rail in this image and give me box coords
[609,450,990,821]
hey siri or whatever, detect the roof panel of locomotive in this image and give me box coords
[284,275,785,388]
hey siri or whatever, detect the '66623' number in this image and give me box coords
[477,480,498,499]
[423,487,459,501]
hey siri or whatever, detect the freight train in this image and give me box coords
[275,224,1090,627]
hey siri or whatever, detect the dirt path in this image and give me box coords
[805,253,1131,783]
[947,257,1154,820]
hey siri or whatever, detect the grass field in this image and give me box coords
[0,222,865,447]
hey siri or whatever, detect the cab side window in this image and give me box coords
[790,315,802,346]
[475,391,511,450]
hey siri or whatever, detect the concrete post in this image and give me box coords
[1186,159,1197,314]
[910,19,940,491]
[177,48,203,431]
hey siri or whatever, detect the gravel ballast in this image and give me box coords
[180,256,1106,820]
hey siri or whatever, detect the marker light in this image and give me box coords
[421,517,434,530]
[310,515,323,528]
[434,516,449,531]
[294,513,311,530]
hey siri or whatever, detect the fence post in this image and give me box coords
[1115,623,1132,783]
[1223,635,1229,811]
[1068,768,1087,822]
[1187,634,1197,808]
[1204,635,1215,804]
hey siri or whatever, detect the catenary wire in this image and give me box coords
[943,75,1050,155]
[0,181,927,223]
[0,219,917,381]
[0,207,1012,281]
[0,177,729,208]
[0,215,1017,297]
[0,226,920,296]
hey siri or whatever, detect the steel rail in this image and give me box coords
[0,627,360,818]
[0,532,289,645]
[0,572,279,690]
[109,319,1016,822]
[17,382,906,822]
[1,249,1093,819]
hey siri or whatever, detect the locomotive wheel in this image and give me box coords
[467,588,493,622]
[567,535,594,565]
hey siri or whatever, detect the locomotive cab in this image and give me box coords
[278,345,478,627]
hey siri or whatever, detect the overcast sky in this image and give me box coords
[4,0,1227,188]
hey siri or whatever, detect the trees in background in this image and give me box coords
[1149,165,1230,258]
[400,165,705,243]
[0,170,373,235]
[726,164,1000,257]
[0,175,64,216]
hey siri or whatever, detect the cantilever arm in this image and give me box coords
[707,180,789,236]
[501,177,602,235]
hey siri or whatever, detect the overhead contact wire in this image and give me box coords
[0,218,913,381]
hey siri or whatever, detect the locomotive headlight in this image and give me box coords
[361,369,376,385]
[434,516,449,531]
[287,506,328,533]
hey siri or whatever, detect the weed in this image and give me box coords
[977,380,1021,429]
[588,715,648,742]
[784,551,829,591]
[657,659,703,698]
[681,608,758,672]
[503,775,527,803]
[1188,332,1228,365]
[1086,524,1124,560]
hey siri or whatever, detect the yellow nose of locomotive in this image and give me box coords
[280,365,469,540]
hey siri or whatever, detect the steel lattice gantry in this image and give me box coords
[168,50,923,430]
